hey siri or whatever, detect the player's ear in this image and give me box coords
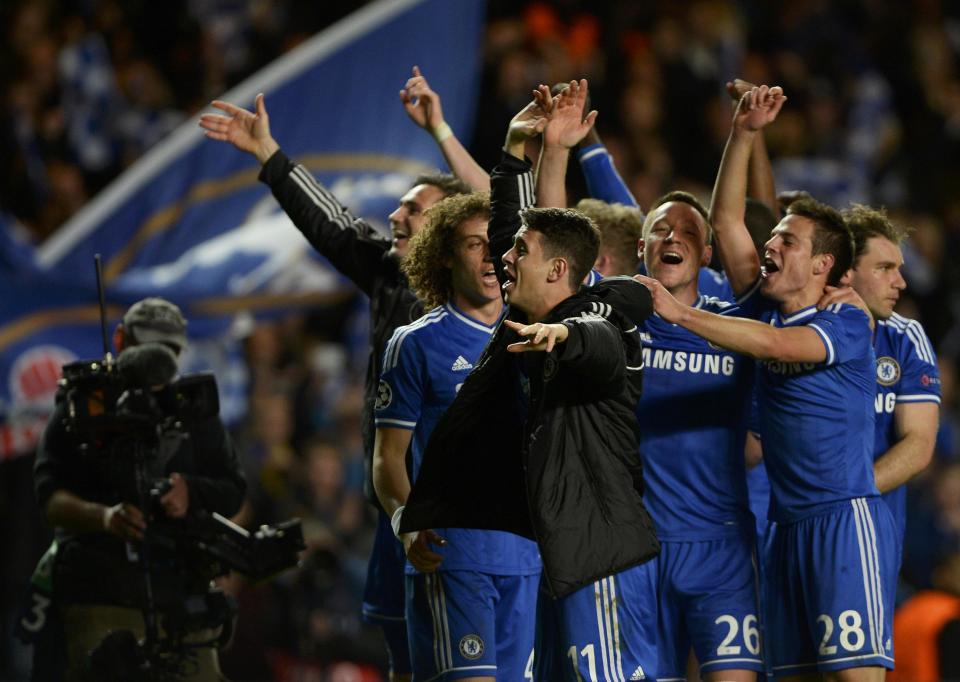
[812,252,835,278]
[637,238,645,261]
[700,243,713,267]
[547,257,567,284]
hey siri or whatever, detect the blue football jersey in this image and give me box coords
[873,313,941,542]
[758,303,878,523]
[375,303,541,576]
[636,289,762,540]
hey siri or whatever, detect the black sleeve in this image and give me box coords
[488,152,535,286]
[181,418,247,518]
[33,401,72,512]
[939,617,960,679]
[557,315,627,393]
[259,149,389,296]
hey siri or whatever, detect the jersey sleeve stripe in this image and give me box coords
[578,146,607,163]
[383,310,446,371]
[375,418,417,429]
[896,394,941,403]
[290,166,353,230]
[905,320,936,365]
[808,323,835,365]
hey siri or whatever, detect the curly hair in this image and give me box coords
[575,199,644,275]
[402,191,491,309]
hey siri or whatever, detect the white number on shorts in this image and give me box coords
[818,610,866,655]
[743,614,761,655]
[567,644,599,682]
[525,648,534,679]
[817,615,837,655]
[715,615,741,655]
[838,610,865,651]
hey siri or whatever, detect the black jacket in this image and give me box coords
[34,395,246,604]
[260,151,423,506]
[401,152,659,597]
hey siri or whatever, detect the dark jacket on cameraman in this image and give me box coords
[34,395,245,604]
[259,150,423,507]
[400,152,659,598]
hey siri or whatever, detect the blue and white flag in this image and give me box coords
[0,0,486,458]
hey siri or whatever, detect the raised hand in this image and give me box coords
[505,84,555,152]
[542,79,598,149]
[399,65,445,132]
[733,85,786,134]
[198,93,279,164]
[633,274,687,324]
[504,319,570,353]
[726,78,756,103]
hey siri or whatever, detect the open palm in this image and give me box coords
[199,93,277,161]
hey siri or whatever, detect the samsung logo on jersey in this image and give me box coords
[641,348,735,376]
[764,361,817,375]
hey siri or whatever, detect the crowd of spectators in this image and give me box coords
[2,0,960,679]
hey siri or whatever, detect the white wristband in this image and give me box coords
[391,505,405,539]
[432,122,453,143]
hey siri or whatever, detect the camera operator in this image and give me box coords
[32,298,247,682]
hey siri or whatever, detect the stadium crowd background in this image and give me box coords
[1,0,959,679]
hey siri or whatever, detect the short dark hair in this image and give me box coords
[786,197,852,286]
[574,199,643,275]
[520,207,600,290]
[412,172,472,198]
[843,204,910,265]
[645,190,713,244]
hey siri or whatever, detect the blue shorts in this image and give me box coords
[362,510,410,674]
[534,561,658,682]
[656,535,763,679]
[765,497,897,675]
[406,570,538,681]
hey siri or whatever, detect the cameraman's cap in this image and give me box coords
[122,298,187,353]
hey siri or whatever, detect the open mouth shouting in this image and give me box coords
[761,256,780,279]
[660,250,684,265]
[391,227,410,250]
[502,267,516,294]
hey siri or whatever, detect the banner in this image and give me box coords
[0,0,486,457]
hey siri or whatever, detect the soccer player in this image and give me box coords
[843,205,940,553]
[635,190,765,681]
[373,191,541,681]
[639,85,897,681]
[199,94,470,681]
[399,79,660,682]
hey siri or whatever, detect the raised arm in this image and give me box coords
[709,85,786,295]
[200,94,388,295]
[636,274,827,363]
[536,79,598,208]
[400,65,490,191]
[726,79,779,217]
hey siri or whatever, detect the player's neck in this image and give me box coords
[778,281,824,316]
[523,286,575,323]
[449,293,503,327]
[669,281,699,307]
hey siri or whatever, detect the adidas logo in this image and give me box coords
[629,665,645,680]
[451,355,473,371]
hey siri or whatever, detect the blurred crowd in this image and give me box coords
[3,0,960,680]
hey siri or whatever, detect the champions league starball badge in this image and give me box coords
[876,356,900,386]
[375,380,393,409]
